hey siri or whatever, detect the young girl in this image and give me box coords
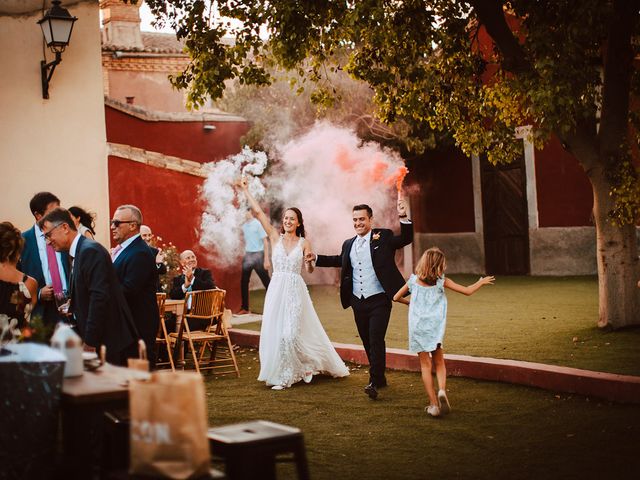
[393,247,495,417]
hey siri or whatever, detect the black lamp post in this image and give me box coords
[37,0,78,99]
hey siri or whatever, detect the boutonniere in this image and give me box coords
[372,232,381,242]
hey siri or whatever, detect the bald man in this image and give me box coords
[169,250,215,300]
[140,224,167,278]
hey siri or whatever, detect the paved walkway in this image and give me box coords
[231,312,262,326]
[228,316,640,404]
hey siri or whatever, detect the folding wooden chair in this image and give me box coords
[170,289,240,376]
[154,292,175,371]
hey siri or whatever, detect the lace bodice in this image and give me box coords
[272,236,304,275]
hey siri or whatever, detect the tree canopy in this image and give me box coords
[143,0,640,328]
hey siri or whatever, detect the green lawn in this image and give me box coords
[243,275,640,376]
[206,350,640,480]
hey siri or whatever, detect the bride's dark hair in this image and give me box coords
[280,207,305,237]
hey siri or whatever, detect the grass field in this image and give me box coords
[206,350,640,480]
[204,275,640,479]
[242,275,640,376]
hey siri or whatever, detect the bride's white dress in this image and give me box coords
[258,236,350,388]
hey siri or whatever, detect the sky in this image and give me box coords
[139,3,174,33]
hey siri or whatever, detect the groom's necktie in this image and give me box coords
[356,236,366,256]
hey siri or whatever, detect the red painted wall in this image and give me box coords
[407,147,476,233]
[107,157,243,310]
[105,106,251,310]
[105,106,250,163]
[535,137,593,227]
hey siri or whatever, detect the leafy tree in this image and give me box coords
[143,0,640,329]
[215,61,438,157]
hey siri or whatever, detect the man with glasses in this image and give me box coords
[111,205,160,367]
[19,192,70,326]
[38,208,137,365]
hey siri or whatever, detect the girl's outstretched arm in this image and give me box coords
[444,276,495,296]
[393,282,411,305]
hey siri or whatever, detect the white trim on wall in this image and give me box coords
[471,154,483,234]
[516,125,539,229]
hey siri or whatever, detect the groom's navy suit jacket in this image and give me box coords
[71,235,138,365]
[113,236,159,359]
[316,222,413,309]
[20,225,70,324]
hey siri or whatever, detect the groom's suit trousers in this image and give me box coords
[351,292,391,387]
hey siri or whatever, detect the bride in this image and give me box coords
[240,178,349,390]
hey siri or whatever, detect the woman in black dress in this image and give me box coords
[0,222,37,328]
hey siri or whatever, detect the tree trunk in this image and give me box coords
[590,164,640,329]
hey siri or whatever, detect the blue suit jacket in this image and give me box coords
[20,225,70,325]
[71,235,138,365]
[112,236,159,360]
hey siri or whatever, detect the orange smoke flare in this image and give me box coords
[395,166,409,193]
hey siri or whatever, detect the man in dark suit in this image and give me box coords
[169,250,215,300]
[19,192,71,326]
[308,198,412,400]
[39,208,138,365]
[169,250,216,331]
[111,205,160,366]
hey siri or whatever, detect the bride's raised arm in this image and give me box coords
[240,177,278,239]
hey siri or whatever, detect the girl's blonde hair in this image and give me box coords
[415,247,446,284]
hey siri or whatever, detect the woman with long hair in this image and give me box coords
[0,222,37,328]
[240,177,349,390]
[68,206,95,239]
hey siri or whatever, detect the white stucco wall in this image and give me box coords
[0,1,110,246]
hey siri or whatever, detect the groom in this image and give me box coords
[307,197,412,399]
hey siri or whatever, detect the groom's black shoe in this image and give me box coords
[364,383,378,400]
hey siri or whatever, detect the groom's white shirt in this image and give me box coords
[350,230,384,299]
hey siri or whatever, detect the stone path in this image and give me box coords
[231,312,262,326]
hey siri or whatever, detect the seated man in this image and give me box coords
[169,250,216,331]
[169,250,215,300]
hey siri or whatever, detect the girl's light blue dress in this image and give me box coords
[407,274,447,353]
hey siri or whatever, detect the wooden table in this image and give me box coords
[165,298,186,364]
[60,365,149,479]
[165,298,185,328]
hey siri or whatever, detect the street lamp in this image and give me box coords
[37,0,78,99]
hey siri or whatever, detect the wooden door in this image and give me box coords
[480,153,530,275]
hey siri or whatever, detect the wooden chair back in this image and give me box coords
[154,292,175,371]
[174,288,239,376]
[184,289,224,331]
[155,292,167,337]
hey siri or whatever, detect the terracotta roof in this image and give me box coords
[105,96,247,123]
[141,32,185,54]
[101,31,185,54]
[102,31,234,54]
